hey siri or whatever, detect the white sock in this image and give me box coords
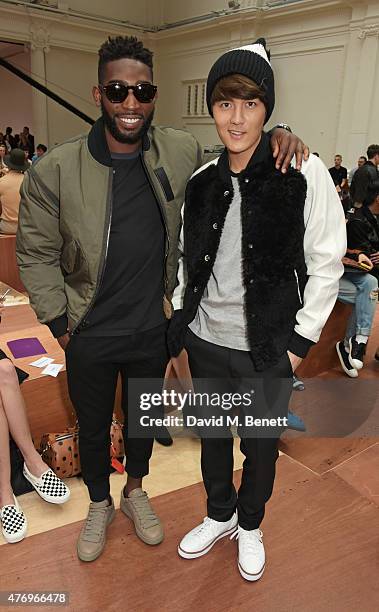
[356,335,368,345]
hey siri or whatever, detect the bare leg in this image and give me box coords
[0,360,46,478]
[0,393,14,507]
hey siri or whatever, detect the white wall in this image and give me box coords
[153,0,379,168]
[44,47,98,145]
[0,44,33,137]
[1,0,378,167]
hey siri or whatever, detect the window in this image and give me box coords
[183,80,207,117]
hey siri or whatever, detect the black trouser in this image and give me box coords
[65,323,168,502]
[185,329,292,530]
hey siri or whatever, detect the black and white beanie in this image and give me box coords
[206,38,274,124]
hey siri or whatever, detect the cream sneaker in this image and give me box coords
[77,498,115,562]
[120,488,163,545]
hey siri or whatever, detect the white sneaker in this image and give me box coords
[178,512,237,559]
[23,463,70,504]
[231,526,265,581]
[1,495,27,544]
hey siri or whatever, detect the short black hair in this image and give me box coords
[367,144,379,159]
[98,36,153,83]
[359,155,367,161]
[37,144,47,152]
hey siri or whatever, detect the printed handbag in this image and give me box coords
[40,415,124,478]
[39,426,80,478]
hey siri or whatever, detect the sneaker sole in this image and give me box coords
[336,343,358,378]
[178,524,238,559]
[238,561,265,582]
[2,527,27,544]
[77,506,115,562]
[120,500,163,546]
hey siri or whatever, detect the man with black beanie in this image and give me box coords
[169,39,346,582]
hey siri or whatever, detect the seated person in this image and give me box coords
[0,149,29,235]
[0,144,8,178]
[336,179,379,377]
[347,180,379,282]
[337,255,378,376]
[0,306,70,544]
[32,144,47,164]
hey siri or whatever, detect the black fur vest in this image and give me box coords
[168,133,309,371]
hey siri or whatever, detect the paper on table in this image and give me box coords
[30,357,55,368]
[41,363,64,377]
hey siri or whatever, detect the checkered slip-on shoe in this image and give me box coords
[1,496,27,543]
[23,463,70,504]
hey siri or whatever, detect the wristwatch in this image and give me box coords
[276,123,292,133]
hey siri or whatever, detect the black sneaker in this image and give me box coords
[349,336,366,370]
[336,341,358,378]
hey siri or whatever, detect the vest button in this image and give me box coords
[248,243,253,249]
[193,286,198,293]
[212,222,218,230]
[248,210,252,215]
[244,177,250,183]
[249,279,254,284]
[223,190,230,196]
[204,254,210,262]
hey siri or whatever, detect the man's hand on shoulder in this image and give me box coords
[270,127,309,174]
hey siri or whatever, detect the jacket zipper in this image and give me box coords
[140,155,170,296]
[294,268,303,305]
[70,168,114,334]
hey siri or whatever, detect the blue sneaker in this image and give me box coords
[286,410,306,432]
[292,375,305,391]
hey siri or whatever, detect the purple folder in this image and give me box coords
[7,338,47,359]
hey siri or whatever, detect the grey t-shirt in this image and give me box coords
[189,176,249,350]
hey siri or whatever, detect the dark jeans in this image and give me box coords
[65,323,168,502]
[185,329,293,530]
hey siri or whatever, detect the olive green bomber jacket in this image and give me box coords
[16,118,203,337]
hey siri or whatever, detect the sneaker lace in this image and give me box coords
[192,517,218,540]
[82,506,109,542]
[130,493,159,529]
[230,526,263,553]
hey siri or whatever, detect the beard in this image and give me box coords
[101,101,154,145]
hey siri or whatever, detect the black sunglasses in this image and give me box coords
[99,82,157,104]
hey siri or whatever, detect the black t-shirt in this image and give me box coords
[328,165,347,187]
[81,151,166,336]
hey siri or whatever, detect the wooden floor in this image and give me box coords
[0,310,378,611]
[0,448,378,612]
